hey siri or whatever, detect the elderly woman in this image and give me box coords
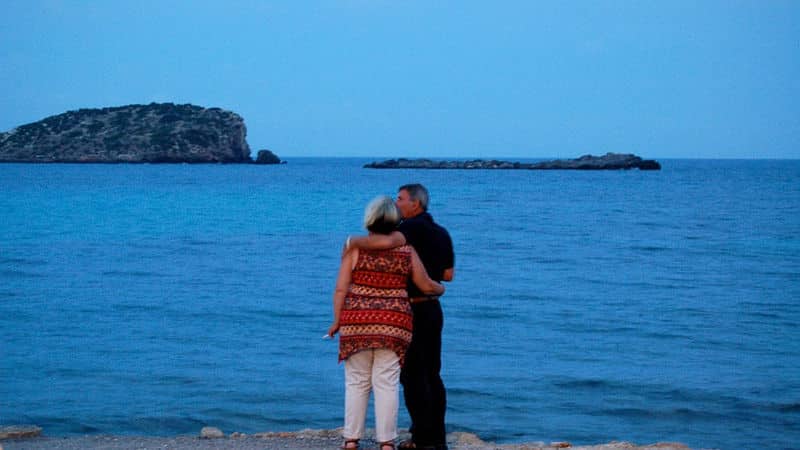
[328,196,445,450]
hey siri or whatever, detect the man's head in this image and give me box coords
[396,183,429,219]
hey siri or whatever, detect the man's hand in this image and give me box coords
[443,268,454,281]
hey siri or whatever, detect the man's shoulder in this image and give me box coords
[431,219,450,234]
[401,214,443,232]
[398,213,426,232]
[426,214,451,238]
[400,213,451,243]
[403,212,445,227]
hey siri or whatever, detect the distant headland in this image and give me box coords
[0,103,282,164]
[365,153,661,170]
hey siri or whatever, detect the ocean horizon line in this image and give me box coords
[250,155,800,161]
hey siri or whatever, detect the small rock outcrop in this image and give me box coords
[254,149,283,164]
[365,153,661,171]
[0,103,252,163]
[0,425,42,439]
[200,426,224,439]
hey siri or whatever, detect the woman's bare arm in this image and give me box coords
[409,248,445,296]
[344,231,406,256]
[328,249,357,336]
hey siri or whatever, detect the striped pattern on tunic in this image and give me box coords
[338,246,414,365]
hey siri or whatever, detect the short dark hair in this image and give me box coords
[398,183,429,211]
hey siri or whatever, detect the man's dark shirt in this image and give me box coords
[398,212,454,297]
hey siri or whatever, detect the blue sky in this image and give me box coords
[1,1,798,159]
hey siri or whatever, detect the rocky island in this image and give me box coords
[365,153,661,170]
[0,103,282,164]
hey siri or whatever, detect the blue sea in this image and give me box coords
[1,158,799,450]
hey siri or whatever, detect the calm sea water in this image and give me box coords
[1,159,799,449]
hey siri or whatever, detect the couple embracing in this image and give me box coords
[327,184,455,450]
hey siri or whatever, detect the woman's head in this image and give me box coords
[364,195,401,234]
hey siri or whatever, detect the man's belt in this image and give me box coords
[410,295,439,304]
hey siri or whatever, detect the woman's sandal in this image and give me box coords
[342,438,360,449]
[379,441,397,450]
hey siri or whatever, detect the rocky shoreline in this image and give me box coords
[0,426,700,450]
[364,153,661,170]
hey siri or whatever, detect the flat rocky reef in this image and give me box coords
[365,153,661,170]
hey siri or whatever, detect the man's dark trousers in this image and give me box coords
[401,299,447,448]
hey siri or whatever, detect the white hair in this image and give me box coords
[363,195,401,233]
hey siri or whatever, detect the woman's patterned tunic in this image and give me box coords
[338,245,414,365]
